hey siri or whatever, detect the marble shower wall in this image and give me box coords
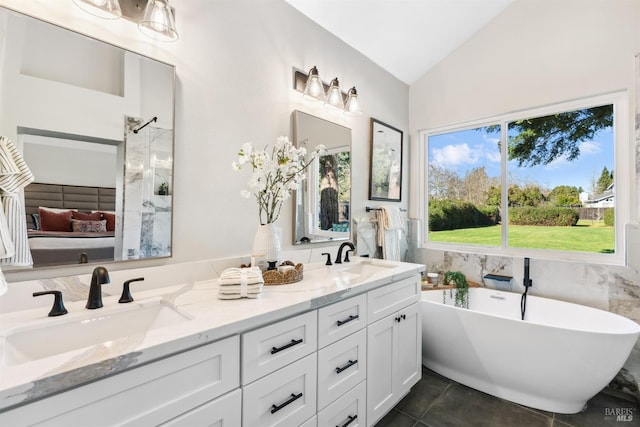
[122,121,172,260]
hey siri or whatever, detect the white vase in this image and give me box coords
[252,223,281,271]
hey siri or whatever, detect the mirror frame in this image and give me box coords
[292,110,352,245]
[369,118,403,202]
[0,6,176,271]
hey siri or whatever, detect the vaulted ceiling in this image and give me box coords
[284,0,514,84]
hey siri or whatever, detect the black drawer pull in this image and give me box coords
[336,314,359,326]
[335,359,358,374]
[271,338,303,354]
[270,392,303,414]
[337,414,358,427]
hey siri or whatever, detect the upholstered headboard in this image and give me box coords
[24,183,116,230]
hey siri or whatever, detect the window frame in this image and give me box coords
[418,91,630,265]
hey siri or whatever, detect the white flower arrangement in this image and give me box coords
[233,136,325,225]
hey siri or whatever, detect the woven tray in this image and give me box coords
[263,261,304,285]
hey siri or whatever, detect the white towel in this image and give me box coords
[375,206,406,261]
[218,284,263,293]
[0,266,6,296]
[218,267,263,283]
[217,267,263,299]
[0,137,35,266]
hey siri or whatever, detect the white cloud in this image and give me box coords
[544,153,569,170]
[483,134,500,144]
[579,140,600,154]
[486,151,501,162]
[431,143,479,167]
[431,142,501,168]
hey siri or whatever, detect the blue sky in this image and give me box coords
[428,125,614,193]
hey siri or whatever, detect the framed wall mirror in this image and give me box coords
[0,6,175,270]
[292,111,351,244]
[369,118,403,202]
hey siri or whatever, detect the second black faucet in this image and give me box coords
[86,266,110,309]
[335,242,355,264]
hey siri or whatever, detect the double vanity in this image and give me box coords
[0,256,424,426]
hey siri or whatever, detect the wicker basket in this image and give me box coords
[262,261,304,285]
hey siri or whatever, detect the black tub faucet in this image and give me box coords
[86,266,110,309]
[335,242,355,264]
[523,257,533,288]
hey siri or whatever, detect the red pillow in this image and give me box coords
[101,212,116,232]
[39,208,73,232]
[72,211,101,221]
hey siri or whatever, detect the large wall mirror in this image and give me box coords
[0,6,175,270]
[292,111,351,244]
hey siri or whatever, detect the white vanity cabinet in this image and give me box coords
[366,276,422,427]
[0,335,240,426]
[0,268,423,427]
[241,311,318,426]
[316,294,368,427]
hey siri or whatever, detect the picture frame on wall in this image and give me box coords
[369,118,403,202]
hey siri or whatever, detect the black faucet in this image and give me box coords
[523,257,532,288]
[86,266,110,309]
[521,257,533,321]
[335,242,356,264]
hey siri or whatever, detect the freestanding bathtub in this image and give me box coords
[421,288,640,413]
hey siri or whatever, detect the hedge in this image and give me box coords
[604,208,614,226]
[509,206,579,226]
[429,200,499,231]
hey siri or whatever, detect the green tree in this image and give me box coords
[596,166,613,194]
[508,184,545,207]
[487,104,612,166]
[549,185,580,206]
[485,186,501,206]
[336,151,351,203]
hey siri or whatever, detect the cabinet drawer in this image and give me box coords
[160,388,241,427]
[367,276,420,324]
[0,335,240,426]
[317,328,366,410]
[318,293,366,348]
[242,310,317,385]
[242,353,317,427]
[318,381,366,427]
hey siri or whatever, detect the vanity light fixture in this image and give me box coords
[138,0,179,42]
[72,0,179,42]
[72,0,122,20]
[344,87,363,116]
[294,66,363,116]
[324,77,344,110]
[302,66,326,101]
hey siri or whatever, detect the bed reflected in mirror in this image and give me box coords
[292,111,351,244]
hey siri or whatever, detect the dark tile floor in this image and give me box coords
[375,367,640,427]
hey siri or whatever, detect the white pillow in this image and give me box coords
[39,206,77,213]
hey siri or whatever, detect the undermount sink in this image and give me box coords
[333,259,397,277]
[2,299,189,366]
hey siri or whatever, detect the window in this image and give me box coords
[422,93,628,263]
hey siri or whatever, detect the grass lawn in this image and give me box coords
[428,222,615,253]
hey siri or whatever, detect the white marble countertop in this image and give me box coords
[0,257,424,411]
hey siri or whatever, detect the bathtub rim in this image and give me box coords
[421,287,640,336]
